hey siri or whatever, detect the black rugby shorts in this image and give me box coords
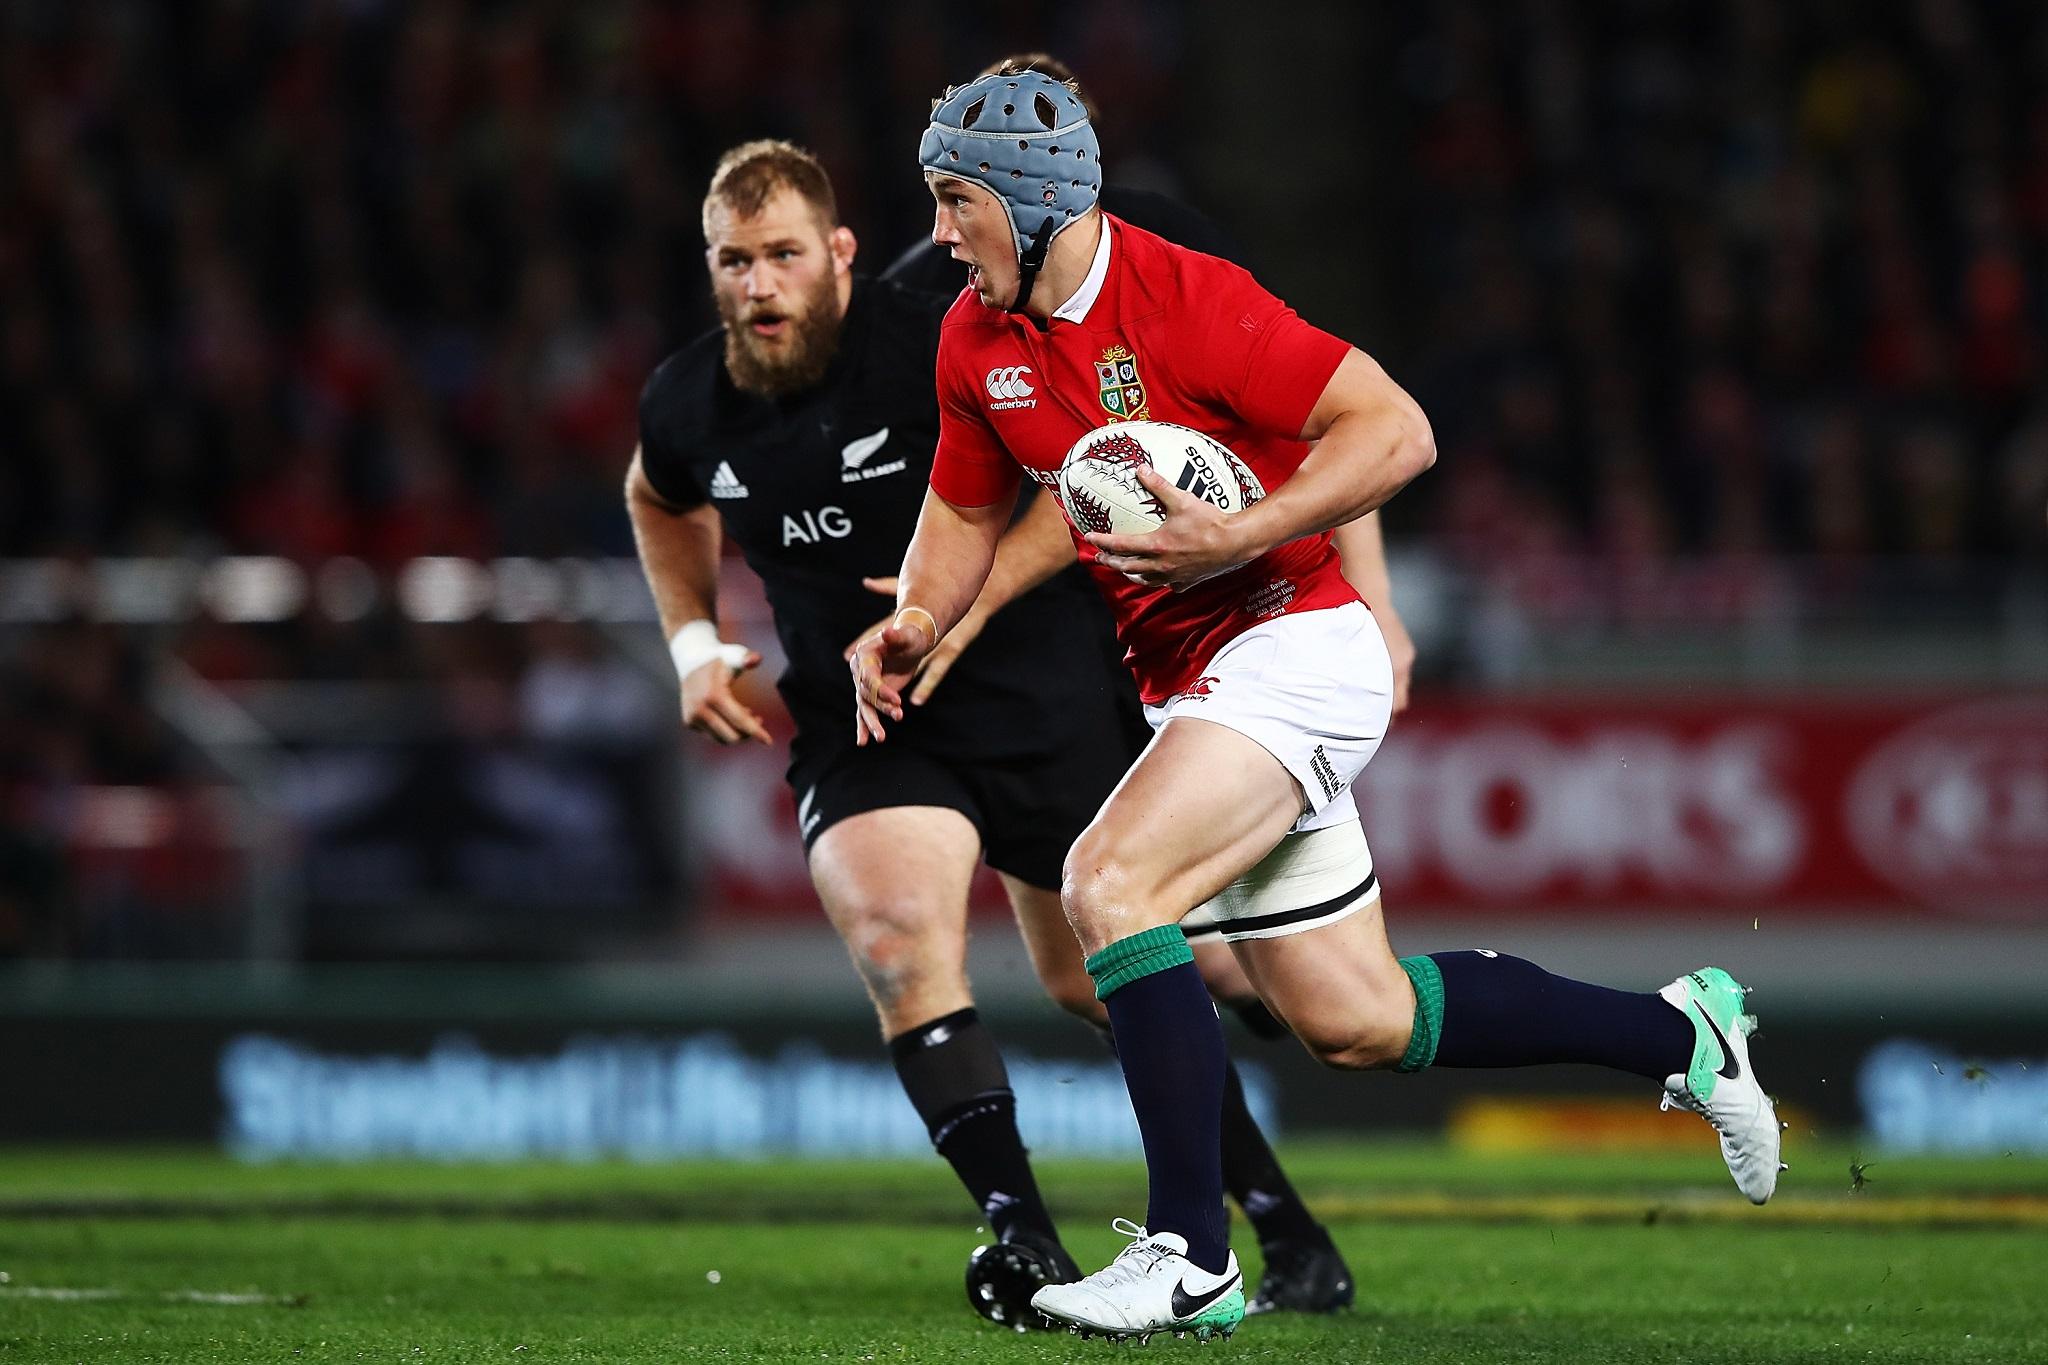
[785,702,1151,891]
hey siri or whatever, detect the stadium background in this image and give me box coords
[2,0,2044,1168]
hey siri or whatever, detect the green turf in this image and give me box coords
[10,1139,2048,1214]
[3,1144,2046,1362]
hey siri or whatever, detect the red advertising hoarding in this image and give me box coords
[1355,695,2045,918]
[693,693,2048,922]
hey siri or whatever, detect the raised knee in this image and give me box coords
[1059,836,1111,922]
[1060,838,1147,945]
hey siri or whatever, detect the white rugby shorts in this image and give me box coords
[1142,600,1394,942]
[1142,600,1392,831]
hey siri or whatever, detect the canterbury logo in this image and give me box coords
[984,366,1035,401]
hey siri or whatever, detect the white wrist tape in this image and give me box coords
[668,619,752,678]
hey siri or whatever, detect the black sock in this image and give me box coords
[1220,1058,1323,1247]
[1102,960,1232,1274]
[1428,951,1693,1080]
[1096,1019,1321,1247]
[889,1007,1057,1242]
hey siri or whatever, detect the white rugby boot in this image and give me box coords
[1658,967,1785,1203]
[1030,1218,1244,1343]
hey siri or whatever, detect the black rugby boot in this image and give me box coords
[1244,1231,1355,1316]
[964,1227,1081,1331]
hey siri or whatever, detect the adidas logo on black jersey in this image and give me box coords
[709,462,749,499]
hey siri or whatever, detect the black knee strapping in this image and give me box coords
[888,1007,1011,1135]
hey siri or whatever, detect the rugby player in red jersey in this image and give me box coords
[851,71,1784,1341]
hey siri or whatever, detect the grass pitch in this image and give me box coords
[3,1141,2046,1362]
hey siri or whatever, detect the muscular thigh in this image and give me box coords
[807,805,984,1031]
[1063,716,1305,955]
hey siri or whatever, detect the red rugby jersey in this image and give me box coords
[931,216,1358,703]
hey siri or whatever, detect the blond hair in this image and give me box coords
[702,139,838,239]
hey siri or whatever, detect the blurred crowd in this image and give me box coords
[3,1,2044,954]
[1397,0,2047,611]
[0,0,1189,566]
[5,2,2039,575]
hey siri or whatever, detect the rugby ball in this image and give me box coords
[1057,421,1266,537]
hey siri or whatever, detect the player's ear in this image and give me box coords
[830,224,858,276]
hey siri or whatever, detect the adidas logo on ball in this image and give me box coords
[1057,421,1265,537]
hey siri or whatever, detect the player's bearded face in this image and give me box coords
[707,194,846,398]
[717,263,840,396]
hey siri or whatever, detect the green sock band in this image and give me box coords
[1085,925,1195,1000]
[1395,954,1443,1073]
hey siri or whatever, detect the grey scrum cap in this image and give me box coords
[918,70,1101,311]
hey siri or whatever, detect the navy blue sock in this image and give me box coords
[1088,927,1231,1274]
[1427,951,1693,1080]
[1095,1018,1323,1247]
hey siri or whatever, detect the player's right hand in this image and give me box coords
[849,615,934,746]
[680,649,771,745]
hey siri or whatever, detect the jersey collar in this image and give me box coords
[1050,217,1113,325]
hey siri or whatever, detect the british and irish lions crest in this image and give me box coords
[1095,344,1149,421]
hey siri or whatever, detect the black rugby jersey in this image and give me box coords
[637,275,1124,759]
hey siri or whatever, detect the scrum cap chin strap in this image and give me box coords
[1011,214,1058,314]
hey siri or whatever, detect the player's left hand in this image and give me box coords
[1083,465,1255,591]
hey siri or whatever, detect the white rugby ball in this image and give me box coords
[1057,421,1266,537]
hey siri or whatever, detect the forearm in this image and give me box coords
[963,488,1075,623]
[1331,511,1392,607]
[896,486,1014,639]
[1236,411,1431,558]
[625,452,722,638]
[1332,505,1417,710]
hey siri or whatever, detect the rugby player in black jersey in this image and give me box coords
[626,137,1355,1329]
